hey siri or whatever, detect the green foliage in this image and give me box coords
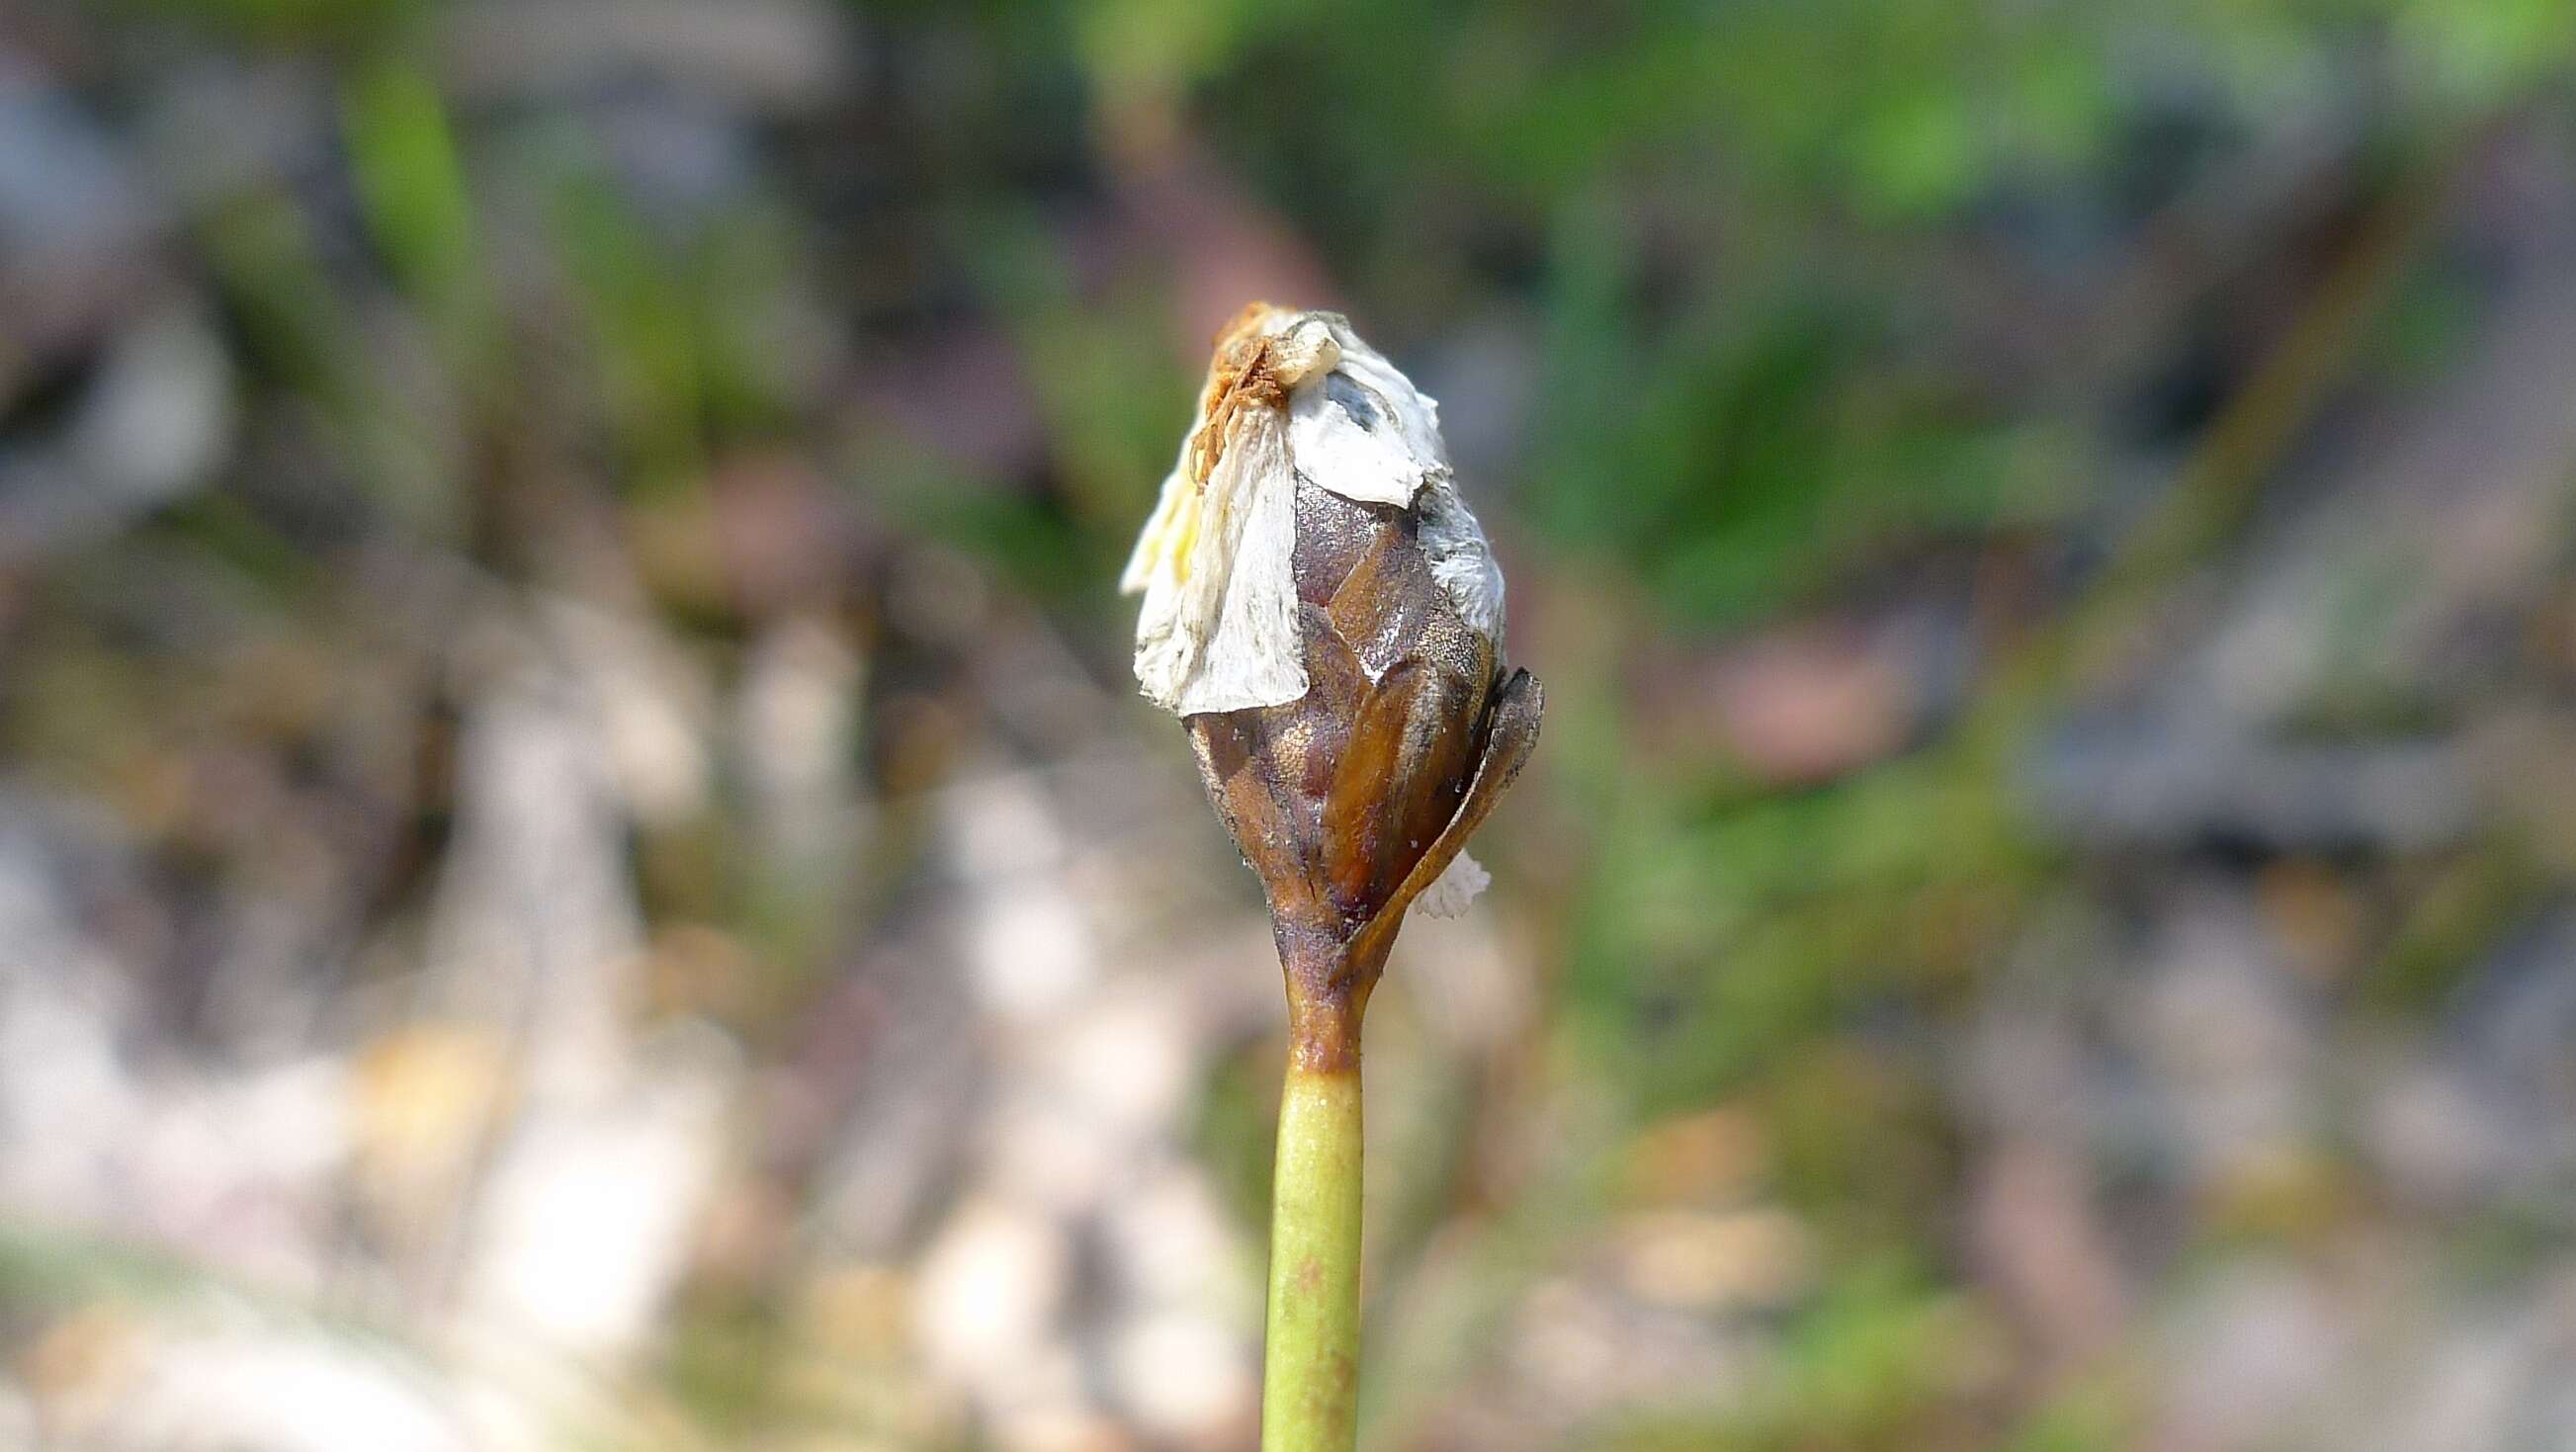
[342,58,478,312]
[1597,1259,2004,1451]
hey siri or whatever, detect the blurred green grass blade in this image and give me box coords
[342,57,479,313]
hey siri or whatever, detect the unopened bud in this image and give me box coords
[1124,304,1542,1068]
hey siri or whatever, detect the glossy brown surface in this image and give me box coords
[1188,478,1542,1071]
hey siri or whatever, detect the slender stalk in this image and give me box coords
[1133,304,1539,1451]
[1263,1063,1363,1452]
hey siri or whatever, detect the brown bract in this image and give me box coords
[1186,479,1541,1073]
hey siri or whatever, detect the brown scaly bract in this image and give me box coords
[1129,303,1540,1067]
[1186,479,1540,1071]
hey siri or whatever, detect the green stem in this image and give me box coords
[1264,1065,1363,1452]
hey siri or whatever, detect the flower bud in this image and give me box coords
[1124,304,1542,1067]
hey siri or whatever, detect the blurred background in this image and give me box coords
[4,2,2576,1449]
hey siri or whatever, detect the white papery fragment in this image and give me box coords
[1413,850,1492,919]
[1415,477,1506,650]
[1283,330,1445,506]
[1123,306,1501,717]
[1124,411,1307,717]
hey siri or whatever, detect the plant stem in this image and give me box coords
[1264,1063,1363,1452]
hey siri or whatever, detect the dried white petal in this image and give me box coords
[1125,412,1303,716]
[1125,306,1503,718]
[1414,850,1491,919]
[1285,315,1446,508]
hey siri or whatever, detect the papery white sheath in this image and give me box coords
[1120,306,1504,717]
